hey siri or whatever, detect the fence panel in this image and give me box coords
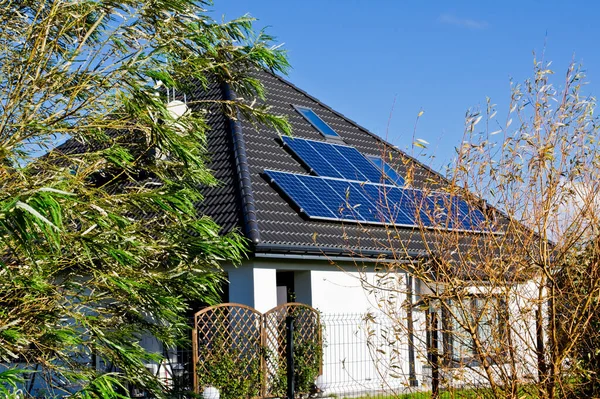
[192,303,321,398]
[187,308,481,399]
[193,303,263,397]
[263,303,322,397]
[319,312,430,399]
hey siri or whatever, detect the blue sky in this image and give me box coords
[210,1,599,173]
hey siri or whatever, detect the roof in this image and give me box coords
[54,69,492,261]
[196,70,484,259]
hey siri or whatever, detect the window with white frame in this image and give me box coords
[443,295,508,365]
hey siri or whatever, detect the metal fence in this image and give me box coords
[165,310,485,399]
[317,312,430,399]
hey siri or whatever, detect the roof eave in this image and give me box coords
[254,242,426,261]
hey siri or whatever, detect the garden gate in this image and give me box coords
[192,303,322,398]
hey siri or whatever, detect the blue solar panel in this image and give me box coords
[454,197,487,231]
[422,192,458,229]
[264,170,488,232]
[367,185,408,225]
[324,179,381,223]
[297,174,361,220]
[385,186,425,226]
[333,145,387,183]
[295,106,340,137]
[264,170,337,219]
[282,136,392,184]
[308,140,369,182]
[282,137,343,178]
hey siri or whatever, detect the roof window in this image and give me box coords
[368,156,405,186]
[294,106,340,138]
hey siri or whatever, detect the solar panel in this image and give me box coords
[308,140,369,181]
[298,174,362,221]
[282,136,344,178]
[373,185,422,226]
[282,136,391,184]
[264,170,488,232]
[263,170,338,219]
[455,197,487,231]
[420,193,488,231]
[333,145,387,183]
[324,179,384,223]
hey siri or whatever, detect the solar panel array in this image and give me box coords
[264,170,487,231]
[282,136,393,184]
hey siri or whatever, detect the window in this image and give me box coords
[368,156,405,185]
[294,106,340,138]
[443,296,508,365]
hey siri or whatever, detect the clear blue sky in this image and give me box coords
[210,1,599,173]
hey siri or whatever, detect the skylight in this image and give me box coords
[294,106,340,138]
[368,156,405,186]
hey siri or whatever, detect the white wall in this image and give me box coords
[307,269,374,313]
[226,265,278,313]
[225,259,418,396]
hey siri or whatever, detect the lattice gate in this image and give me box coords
[193,303,321,398]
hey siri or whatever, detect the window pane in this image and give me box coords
[296,107,340,137]
[476,297,507,358]
[368,156,405,185]
[450,299,474,362]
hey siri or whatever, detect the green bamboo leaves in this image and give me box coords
[0,1,289,397]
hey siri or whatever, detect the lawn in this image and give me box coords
[341,386,539,399]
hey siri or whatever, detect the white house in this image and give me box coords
[186,70,540,397]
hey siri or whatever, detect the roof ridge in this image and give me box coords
[220,82,261,245]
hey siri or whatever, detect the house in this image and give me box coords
[189,69,541,396]
[49,68,539,397]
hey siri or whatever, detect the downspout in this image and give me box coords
[220,82,261,245]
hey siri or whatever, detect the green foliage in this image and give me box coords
[0,368,28,398]
[0,0,290,397]
[267,311,323,398]
[343,386,539,399]
[270,329,323,397]
[196,341,262,399]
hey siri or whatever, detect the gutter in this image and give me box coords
[220,82,261,245]
[254,242,426,260]
[254,252,414,264]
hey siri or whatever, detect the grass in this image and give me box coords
[340,385,539,399]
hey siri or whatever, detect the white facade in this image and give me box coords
[223,258,422,396]
[220,258,541,396]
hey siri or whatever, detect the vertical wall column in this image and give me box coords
[253,268,277,313]
[227,265,278,313]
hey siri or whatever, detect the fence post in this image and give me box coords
[192,320,199,394]
[429,311,440,399]
[286,316,295,399]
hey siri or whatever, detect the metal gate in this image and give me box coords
[192,303,321,398]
